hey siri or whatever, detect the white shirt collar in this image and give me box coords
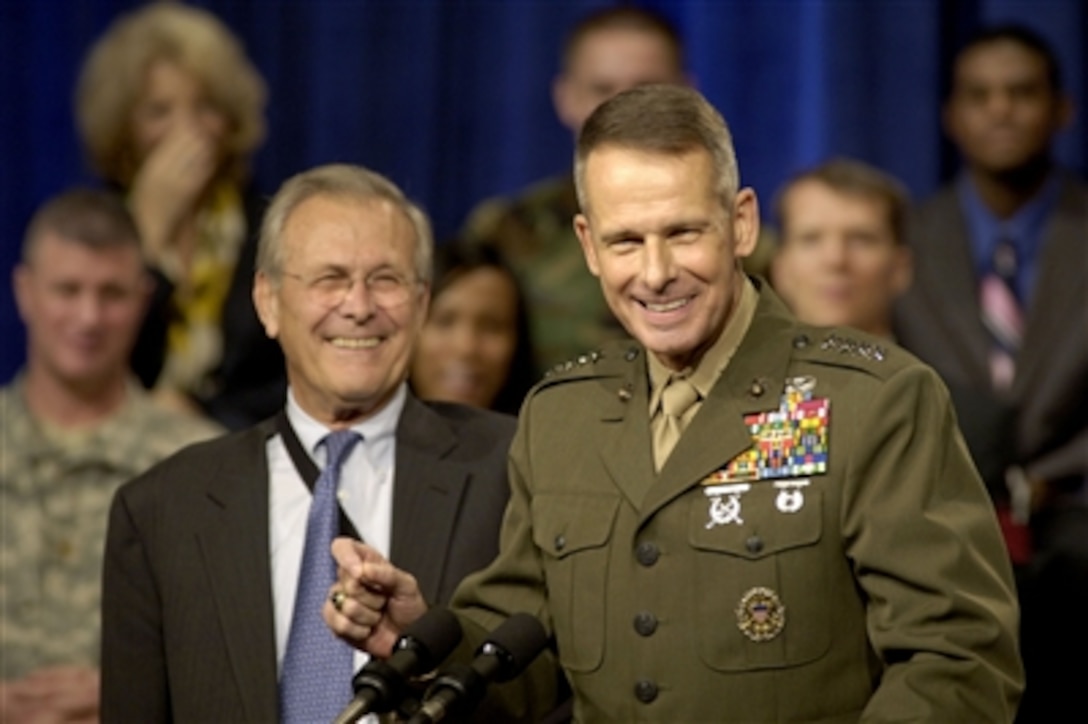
[285,383,408,463]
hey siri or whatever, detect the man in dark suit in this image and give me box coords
[100,164,515,722]
[893,25,1087,723]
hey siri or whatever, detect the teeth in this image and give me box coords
[331,337,380,349]
[645,298,689,312]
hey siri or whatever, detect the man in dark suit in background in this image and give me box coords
[100,164,515,722]
[894,25,1087,723]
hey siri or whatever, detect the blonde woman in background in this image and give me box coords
[76,1,284,428]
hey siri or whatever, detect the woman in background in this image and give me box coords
[75,1,284,428]
[411,244,538,415]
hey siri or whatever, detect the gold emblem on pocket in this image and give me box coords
[736,586,786,642]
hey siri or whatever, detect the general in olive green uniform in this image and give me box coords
[451,280,1023,722]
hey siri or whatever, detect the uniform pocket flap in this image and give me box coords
[532,493,621,559]
[689,484,822,558]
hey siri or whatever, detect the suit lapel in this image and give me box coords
[1015,177,1088,396]
[921,191,993,382]
[195,420,280,722]
[389,395,467,604]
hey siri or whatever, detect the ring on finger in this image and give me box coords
[330,589,348,613]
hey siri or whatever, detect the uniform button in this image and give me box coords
[748,379,765,398]
[634,679,658,703]
[634,611,658,636]
[793,334,810,349]
[554,534,566,552]
[625,347,640,361]
[635,541,659,567]
[746,535,764,554]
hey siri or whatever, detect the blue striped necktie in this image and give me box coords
[280,429,361,723]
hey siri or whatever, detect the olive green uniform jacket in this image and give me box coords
[452,282,1023,723]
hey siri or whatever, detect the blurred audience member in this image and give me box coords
[772,158,912,338]
[410,243,538,414]
[75,1,284,428]
[461,6,687,370]
[893,25,1086,723]
[0,188,220,723]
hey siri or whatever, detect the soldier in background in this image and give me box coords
[461,6,688,371]
[0,189,220,723]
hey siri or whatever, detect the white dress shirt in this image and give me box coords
[268,384,406,675]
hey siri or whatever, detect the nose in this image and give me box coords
[825,237,849,269]
[985,89,1015,119]
[446,322,476,359]
[74,291,106,328]
[642,238,676,292]
[336,277,376,320]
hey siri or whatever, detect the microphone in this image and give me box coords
[407,613,549,724]
[332,607,463,724]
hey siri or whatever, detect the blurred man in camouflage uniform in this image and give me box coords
[0,189,219,722]
[461,6,688,371]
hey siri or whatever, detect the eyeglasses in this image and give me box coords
[280,268,419,308]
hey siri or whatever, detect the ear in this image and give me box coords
[573,213,601,277]
[552,74,579,133]
[891,245,914,297]
[731,188,761,259]
[1056,93,1075,131]
[413,284,432,334]
[252,270,280,339]
[12,264,31,323]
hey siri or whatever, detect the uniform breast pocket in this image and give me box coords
[688,483,832,671]
[531,493,620,673]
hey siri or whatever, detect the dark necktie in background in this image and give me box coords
[281,429,362,723]
[979,237,1033,565]
[980,236,1022,392]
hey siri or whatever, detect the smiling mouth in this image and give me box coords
[641,297,691,313]
[330,337,381,349]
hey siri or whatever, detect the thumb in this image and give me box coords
[330,537,385,579]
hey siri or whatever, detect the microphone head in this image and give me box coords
[395,608,463,671]
[476,613,549,682]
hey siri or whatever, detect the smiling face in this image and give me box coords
[574,145,758,371]
[774,180,911,337]
[253,194,428,425]
[410,266,520,409]
[15,231,149,391]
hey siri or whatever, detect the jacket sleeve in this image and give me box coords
[100,486,170,723]
[843,364,1024,721]
[448,393,562,722]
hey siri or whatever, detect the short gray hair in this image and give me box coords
[574,84,739,213]
[257,163,433,284]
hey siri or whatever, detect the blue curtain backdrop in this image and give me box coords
[1,0,1084,381]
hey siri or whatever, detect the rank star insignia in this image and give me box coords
[736,586,786,642]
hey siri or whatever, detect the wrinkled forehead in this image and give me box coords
[281,195,416,263]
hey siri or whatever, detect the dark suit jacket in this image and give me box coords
[100,393,515,723]
[894,173,1088,490]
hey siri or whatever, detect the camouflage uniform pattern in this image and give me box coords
[462,174,778,371]
[0,377,221,678]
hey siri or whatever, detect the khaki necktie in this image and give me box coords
[653,375,700,471]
